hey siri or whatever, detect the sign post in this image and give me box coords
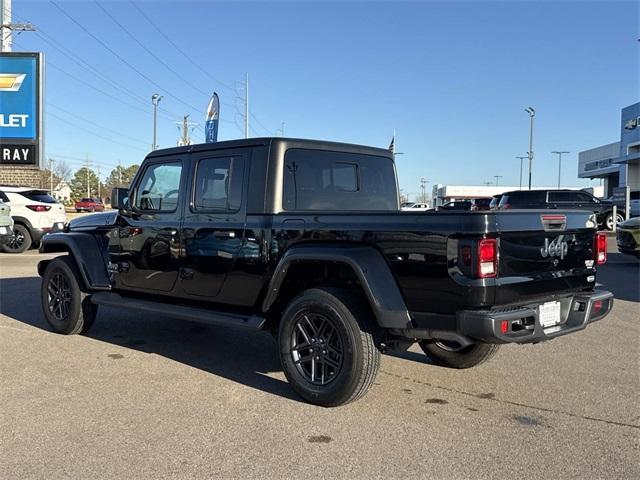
[612,186,631,223]
[0,52,43,168]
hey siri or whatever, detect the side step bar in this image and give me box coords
[91,292,266,330]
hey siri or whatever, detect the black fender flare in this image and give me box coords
[262,245,412,329]
[38,232,111,290]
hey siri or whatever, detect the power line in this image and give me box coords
[93,1,211,98]
[128,0,235,93]
[47,111,148,153]
[49,0,202,114]
[48,102,148,146]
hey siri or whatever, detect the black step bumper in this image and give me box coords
[456,290,613,344]
[402,290,614,345]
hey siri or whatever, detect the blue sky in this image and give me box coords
[10,0,639,198]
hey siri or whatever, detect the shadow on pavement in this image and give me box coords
[0,276,303,403]
[597,253,639,302]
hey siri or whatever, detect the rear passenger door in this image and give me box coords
[180,150,248,298]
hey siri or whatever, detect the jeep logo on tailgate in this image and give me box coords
[541,235,569,260]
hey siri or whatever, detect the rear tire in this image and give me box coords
[278,288,380,407]
[41,256,97,335]
[605,212,624,231]
[419,340,499,369]
[1,224,31,253]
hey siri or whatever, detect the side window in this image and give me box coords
[575,192,595,203]
[134,162,182,212]
[548,191,577,202]
[0,191,9,203]
[283,149,397,211]
[193,156,245,211]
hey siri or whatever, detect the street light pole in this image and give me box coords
[151,93,163,150]
[525,107,535,190]
[516,156,527,190]
[552,150,569,188]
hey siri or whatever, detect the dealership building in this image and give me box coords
[578,102,640,198]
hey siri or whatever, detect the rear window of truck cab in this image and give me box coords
[283,149,398,211]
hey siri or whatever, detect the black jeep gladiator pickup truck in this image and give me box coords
[38,138,613,406]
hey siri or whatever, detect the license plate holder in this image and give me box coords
[0,227,6,234]
[539,301,561,328]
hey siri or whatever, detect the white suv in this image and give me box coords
[0,186,67,253]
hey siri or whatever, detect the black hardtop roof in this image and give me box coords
[146,137,394,160]
[502,189,587,196]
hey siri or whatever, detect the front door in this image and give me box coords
[180,150,248,298]
[116,158,185,293]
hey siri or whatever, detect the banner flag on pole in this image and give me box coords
[205,92,219,143]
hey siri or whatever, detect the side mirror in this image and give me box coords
[111,187,129,210]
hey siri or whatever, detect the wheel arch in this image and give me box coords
[38,233,111,291]
[262,245,412,330]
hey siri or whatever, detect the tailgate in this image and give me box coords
[494,210,598,305]
[47,203,67,224]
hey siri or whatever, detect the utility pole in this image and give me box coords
[552,150,569,189]
[516,156,528,190]
[244,72,249,139]
[277,122,285,137]
[525,107,535,190]
[85,154,91,198]
[420,177,428,203]
[97,165,101,200]
[1,0,36,52]
[117,159,122,185]
[48,158,55,195]
[176,115,197,146]
[483,181,492,186]
[151,93,163,150]
[494,175,503,186]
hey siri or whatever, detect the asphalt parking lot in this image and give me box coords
[1,248,638,479]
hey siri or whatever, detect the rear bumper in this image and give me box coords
[0,225,13,240]
[457,290,613,344]
[402,290,613,345]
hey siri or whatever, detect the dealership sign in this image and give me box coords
[0,52,42,166]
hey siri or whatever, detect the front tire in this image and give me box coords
[41,256,97,335]
[278,288,380,407]
[419,340,499,369]
[1,224,31,253]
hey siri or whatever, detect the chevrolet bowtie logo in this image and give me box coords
[0,73,26,92]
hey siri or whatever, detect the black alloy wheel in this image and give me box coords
[290,313,344,386]
[47,272,72,322]
[278,288,380,407]
[41,256,97,335]
[1,224,31,253]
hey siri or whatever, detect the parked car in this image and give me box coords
[402,202,430,211]
[498,189,623,230]
[0,199,14,244]
[616,217,640,258]
[38,137,612,407]
[74,197,105,212]
[0,186,67,253]
[470,198,492,211]
[437,200,472,211]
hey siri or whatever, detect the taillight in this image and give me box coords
[478,238,498,278]
[595,232,607,265]
[26,205,51,212]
